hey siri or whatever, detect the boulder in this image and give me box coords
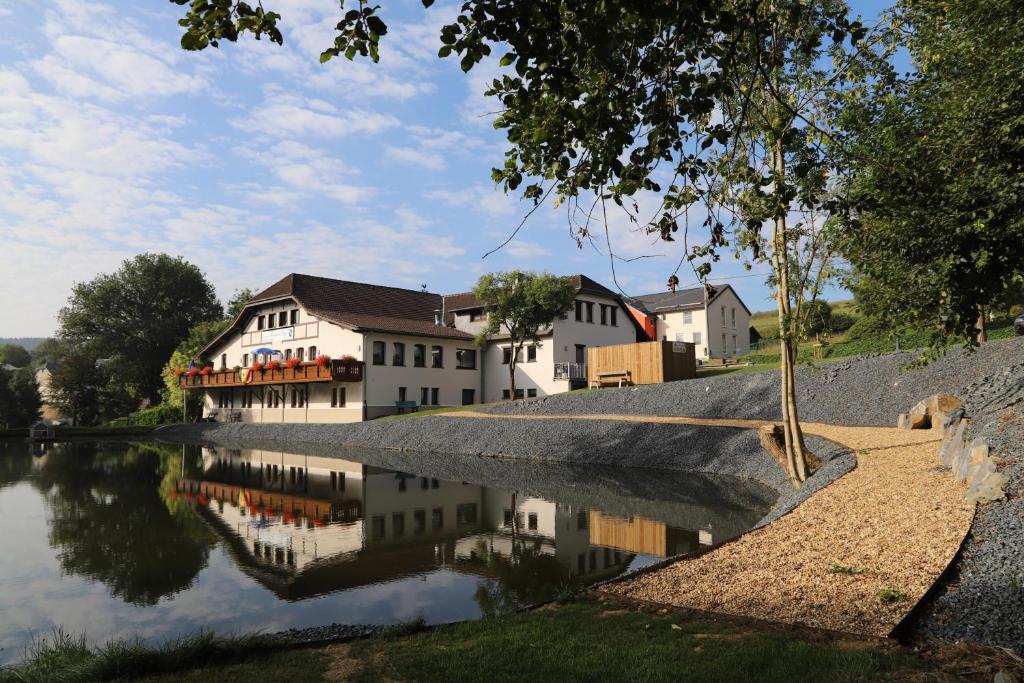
[966,471,1009,504]
[926,394,964,431]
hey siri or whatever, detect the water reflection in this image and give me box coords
[0,439,774,664]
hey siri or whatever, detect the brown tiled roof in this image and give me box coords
[204,274,473,354]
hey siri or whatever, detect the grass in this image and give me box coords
[878,589,910,605]
[376,401,496,421]
[2,602,934,683]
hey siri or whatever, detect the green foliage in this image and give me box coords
[31,338,62,365]
[802,300,832,336]
[843,315,890,342]
[0,343,32,368]
[57,254,222,404]
[0,367,42,427]
[108,403,182,427]
[225,288,255,319]
[877,588,909,605]
[472,271,575,394]
[828,312,857,333]
[161,319,230,411]
[839,0,1024,350]
[47,347,100,426]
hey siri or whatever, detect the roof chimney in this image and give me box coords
[434,308,442,326]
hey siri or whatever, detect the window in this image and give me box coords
[586,301,594,323]
[526,345,537,362]
[503,509,513,527]
[420,387,429,405]
[267,313,275,328]
[502,390,510,399]
[284,348,292,360]
[257,315,265,330]
[331,387,346,407]
[220,353,227,370]
[456,348,476,369]
[392,342,405,366]
[398,387,407,402]
[431,345,443,368]
[575,344,586,364]
[432,507,444,530]
[413,344,426,367]
[456,503,478,526]
[297,347,304,362]
[372,341,386,365]
[527,388,537,398]
[242,354,249,367]
[413,509,426,534]
[308,345,317,360]
[574,300,583,321]
[290,309,298,325]
[731,308,736,327]
[732,334,737,352]
[371,515,386,540]
[431,388,439,405]
[392,512,405,538]
[693,331,702,345]
[611,307,618,326]
[291,388,305,408]
[462,388,475,406]
[721,306,726,325]
[577,510,587,530]
[683,310,693,324]
[600,304,607,325]
[722,333,727,353]
[514,389,524,399]
[528,513,538,530]
[469,310,486,322]
[502,348,512,365]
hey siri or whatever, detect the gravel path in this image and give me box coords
[603,425,972,638]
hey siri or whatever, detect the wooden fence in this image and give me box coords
[586,340,696,386]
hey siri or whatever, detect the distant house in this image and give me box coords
[34,362,68,425]
[186,273,646,423]
[629,284,752,360]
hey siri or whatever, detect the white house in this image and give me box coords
[187,273,645,423]
[629,284,752,360]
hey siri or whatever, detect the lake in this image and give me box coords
[0,439,775,665]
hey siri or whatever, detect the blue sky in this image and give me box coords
[0,0,894,336]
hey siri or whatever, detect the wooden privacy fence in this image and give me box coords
[587,340,696,387]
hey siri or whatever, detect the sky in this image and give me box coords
[0,0,893,337]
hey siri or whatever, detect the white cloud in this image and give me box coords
[505,240,551,259]
[233,92,399,139]
[385,145,445,171]
[425,183,517,216]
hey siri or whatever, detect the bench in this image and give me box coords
[590,370,632,388]
[395,400,419,414]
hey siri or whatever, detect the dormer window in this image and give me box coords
[290,309,298,325]
[258,315,265,330]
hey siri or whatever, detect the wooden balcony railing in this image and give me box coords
[180,359,363,389]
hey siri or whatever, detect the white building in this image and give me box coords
[188,273,644,423]
[629,284,752,360]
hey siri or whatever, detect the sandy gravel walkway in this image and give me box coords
[442,411,973,637]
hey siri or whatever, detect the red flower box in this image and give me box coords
[266,359,282,371]
[285,357,301,370]
[315,354,331,367]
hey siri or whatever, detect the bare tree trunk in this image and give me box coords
[772,135,809,483]
[976,304,987,343]
[508,350,517,399]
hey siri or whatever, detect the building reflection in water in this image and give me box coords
[173,447,721,601]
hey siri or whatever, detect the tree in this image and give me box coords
[48,347,101,426]
[31,338,62,366]
[58,254,223,405]
[0,367,42,427]
[0,344,31,368]
[839,0,1024,352]
[160,319,230,414]
[226,288,256,319]
[472,272,575,399]
[169,1,882,482]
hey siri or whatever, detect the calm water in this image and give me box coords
[0,439,774,664]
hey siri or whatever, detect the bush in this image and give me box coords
[828,312,857,333]
[108,402,181,427]
[801,300,832,336]
[844,315,889,340]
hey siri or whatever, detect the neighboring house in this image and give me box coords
[34,362,68,425]
[444,275,645,403]
[189,273,646,423]
[629,285,752,360]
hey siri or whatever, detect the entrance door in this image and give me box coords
[574,344,586,364]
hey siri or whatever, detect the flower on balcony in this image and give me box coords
[200,366,212,376]
[266,359,282,371]
[315,354,331,367]
[172,368,185,377]
[340,354,357,362]
[186,367,199,377]
[251,361,264,372]
[285,357,301,370]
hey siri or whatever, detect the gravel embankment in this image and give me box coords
[485,337,1024,427]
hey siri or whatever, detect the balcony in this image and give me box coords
[180,359,363,390]
[553,362,587,381]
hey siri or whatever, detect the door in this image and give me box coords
[575,344,586,364]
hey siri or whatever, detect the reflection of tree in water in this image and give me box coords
[0,439,33,489]
[469,536,575,618]
[43,442,216,606]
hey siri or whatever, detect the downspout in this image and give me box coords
[361,333,368,422]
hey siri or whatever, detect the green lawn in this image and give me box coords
[2,602,935,683]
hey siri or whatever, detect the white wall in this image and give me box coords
[706,288,751,357]
[656,308,709,359]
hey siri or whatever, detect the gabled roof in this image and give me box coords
[629,284,751,316]
[204,274,473,355]
[442,273,648,340]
